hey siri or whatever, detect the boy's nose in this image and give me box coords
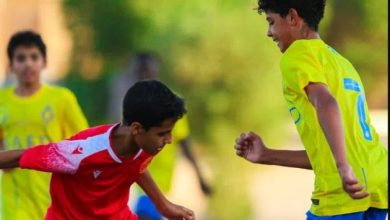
[267,29,273,37]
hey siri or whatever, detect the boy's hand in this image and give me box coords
[338,164,369,199]
[234,132,269,164]
[159,201,195,220]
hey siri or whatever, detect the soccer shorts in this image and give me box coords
[306,207,388,220]
[134,194,162,220]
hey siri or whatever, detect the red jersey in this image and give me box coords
[19,124,154,220]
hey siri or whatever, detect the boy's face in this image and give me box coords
[265,11,295,53]
[11,45,46,85]
[133,118,177,155]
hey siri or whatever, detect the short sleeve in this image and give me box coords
[19,140,84,174]
[280,44,327,94]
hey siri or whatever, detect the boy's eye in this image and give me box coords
[15,54,26,62]
[31,53,39,61]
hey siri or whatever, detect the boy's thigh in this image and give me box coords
[306,208,388,220]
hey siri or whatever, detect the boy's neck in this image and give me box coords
[110,125,140,158]
[15,82,42,97]
[298,26,320,40]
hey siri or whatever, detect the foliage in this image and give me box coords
[61,0,387,218]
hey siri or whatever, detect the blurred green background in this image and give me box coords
[0,0,387,219]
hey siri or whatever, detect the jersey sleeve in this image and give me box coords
[61,88,89,138]
[280,44,327,95]
[19,140,84,174]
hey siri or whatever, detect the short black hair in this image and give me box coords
[258,0,326,31]
[122,80,186,130]
[7,30,47,62]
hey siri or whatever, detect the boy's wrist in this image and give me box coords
[336,161,349,169]
[156,197,171,213]
[257,148,273,164]
[336,163,352,175]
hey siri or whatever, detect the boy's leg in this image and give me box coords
[363,207,388,220]
[306,210,364,220]
[134,194,163,220]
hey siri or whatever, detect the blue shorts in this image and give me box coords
[306,207,388,220]
[134,194,162,220]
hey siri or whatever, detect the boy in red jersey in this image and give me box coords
[0,80,195,220]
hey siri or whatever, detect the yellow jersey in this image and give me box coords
[280,39,388,216]
[0,83,88,220]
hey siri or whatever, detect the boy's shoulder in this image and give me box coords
[42,84,77,100]
[284,39,325,57]
[0,85,17,102]
[68,124,115,141]
[281,39,328,68]
[0,85,14,96]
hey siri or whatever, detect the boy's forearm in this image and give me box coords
[136,171,169,211]
[262,149,312,169]
[0,149,24,168]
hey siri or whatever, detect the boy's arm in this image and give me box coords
[0,149,24,168]
[305,82,369,199]
[136,171,195,220]
[179,138,212,195]
[235,132,312,169]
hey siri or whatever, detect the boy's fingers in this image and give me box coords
[350,191,369,199]
[183,208,195,220]
[344,184,364,193]
[234,142,248,150]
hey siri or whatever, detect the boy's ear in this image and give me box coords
[130,122,144,135]
[287,8,300,27]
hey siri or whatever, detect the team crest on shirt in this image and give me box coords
[41,105,54,124]
[288,106,301,124]
[139,157,153,174]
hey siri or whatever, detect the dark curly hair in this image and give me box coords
[257,0,326,31]
[7,30,47,63]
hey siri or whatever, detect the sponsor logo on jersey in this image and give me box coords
[72,146,83,154]
[93,170,102,179]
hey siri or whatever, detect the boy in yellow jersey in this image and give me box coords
[0,31,88,219]
[234,0,388,219]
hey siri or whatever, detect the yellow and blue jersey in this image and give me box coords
[280,39,387,216]
[0,83,88,220]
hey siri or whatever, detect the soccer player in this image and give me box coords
[108,53,211,220]
[234,0,388,219]
[0,30,88,219]
[0,80,195,220]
